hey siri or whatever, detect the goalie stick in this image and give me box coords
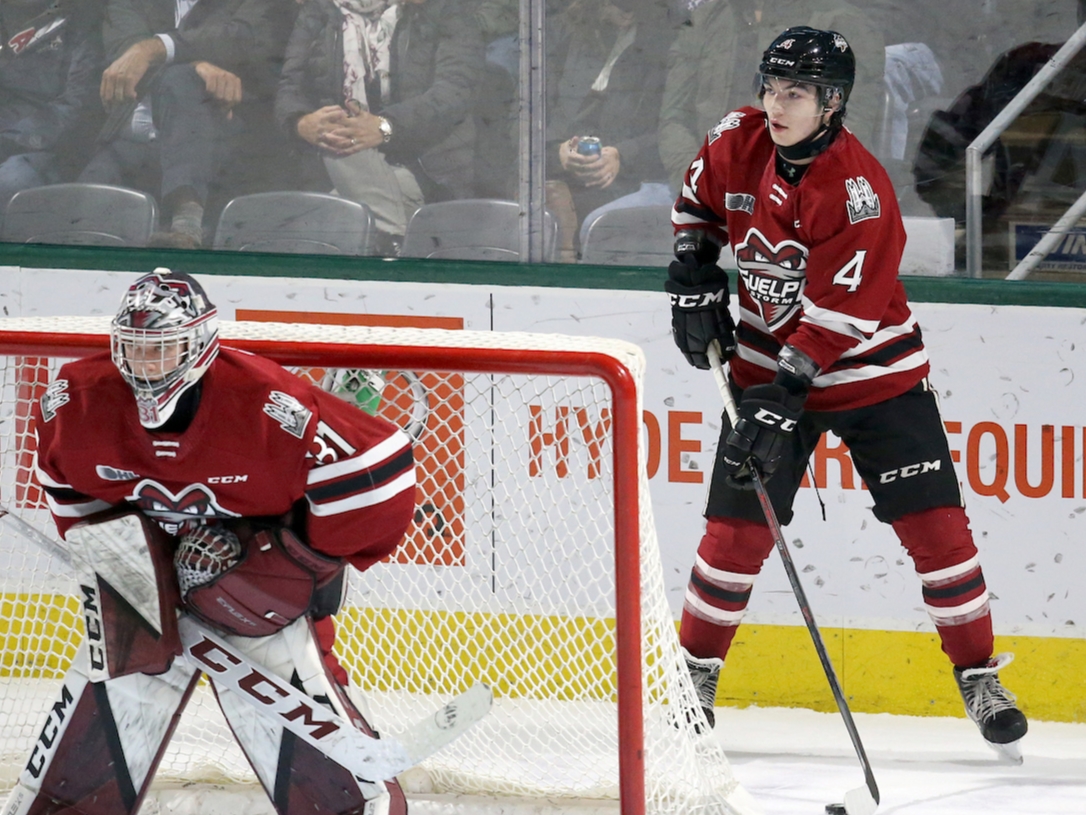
[0,506,493,782]
[706,343,880,815]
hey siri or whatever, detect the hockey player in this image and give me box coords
[5,269,417,815]
[664,27,1028,759]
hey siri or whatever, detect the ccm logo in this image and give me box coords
[26,684,75,779]
[879,459,942,484]
[669,290,725,309]
[208,475,248,484]
[753,408,796,432]
[188,637,340,739]
[80,583,107,673]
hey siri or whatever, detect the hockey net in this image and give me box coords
[0,318,753,815]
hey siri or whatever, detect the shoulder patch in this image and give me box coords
[725,193,755,214]
[708,110,745,144]
[40,380,70,423]
[845,177,880,224]
[264,390,312,439]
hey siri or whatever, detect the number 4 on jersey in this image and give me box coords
[832,250,867,292]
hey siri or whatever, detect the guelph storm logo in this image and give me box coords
[126,480,240,533]
[735,228,808,331]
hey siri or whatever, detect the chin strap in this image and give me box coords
[775,124,838,162]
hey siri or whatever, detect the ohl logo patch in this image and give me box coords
[734,228,808,331]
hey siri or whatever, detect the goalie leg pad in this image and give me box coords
[210,618,407,815]
[65,510,182,681]
[2,643,200,815]
[181,523,346,637]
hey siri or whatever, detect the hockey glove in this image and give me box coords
[720,383,806,489]
[665,259,735,369]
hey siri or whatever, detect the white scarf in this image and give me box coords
[334,0,400,111]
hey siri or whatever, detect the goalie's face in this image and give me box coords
[110,269,219,429]
[120,337,188,382]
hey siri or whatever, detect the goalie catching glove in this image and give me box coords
[665,230,736,369]
[176,521,346,637]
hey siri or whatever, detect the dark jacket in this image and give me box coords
[0,0,103,164]
[545,8,671,195]
[275,0,483,200]
[98,0,295,139]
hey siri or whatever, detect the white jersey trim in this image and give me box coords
[924,593,990,620]
[813,352,929,387]
[306,471,415,516]
[800,296,880,338]
[45,493,113,519]
[306,430,412,486]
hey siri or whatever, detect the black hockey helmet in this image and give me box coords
[757,26,855,124]
[110,268,219,429]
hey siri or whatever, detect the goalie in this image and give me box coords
[4,269,417,815]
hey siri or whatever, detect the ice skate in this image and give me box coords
[954,652,1028,763]
[683,647,724,734]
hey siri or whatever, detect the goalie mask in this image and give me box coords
[111,268,219,428]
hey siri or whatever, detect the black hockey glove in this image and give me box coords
[665,237,735,369]
[721,383,806,489]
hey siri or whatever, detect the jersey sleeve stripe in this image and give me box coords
[306,471,415,517]
[43,492,113,519]
[306,447,415,503]
[306,430,411,485]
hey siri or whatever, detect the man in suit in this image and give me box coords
[79,0,296,246]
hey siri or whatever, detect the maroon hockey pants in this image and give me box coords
[679,506,994,670]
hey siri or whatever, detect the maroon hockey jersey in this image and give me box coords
[673,106,929,411]
[34,348,416,571]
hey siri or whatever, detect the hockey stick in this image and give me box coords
[179,615,492,780]
[0,506,493,781]
[706,343,879,815]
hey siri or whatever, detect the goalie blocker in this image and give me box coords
[1,510,407,815]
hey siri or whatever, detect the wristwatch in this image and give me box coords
[377,117,393,143]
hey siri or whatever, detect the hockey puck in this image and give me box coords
[825,805,847,815]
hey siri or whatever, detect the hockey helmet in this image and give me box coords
[756,26,855,122]
[111,268,219,429]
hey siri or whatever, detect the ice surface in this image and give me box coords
[714,705,1086,815]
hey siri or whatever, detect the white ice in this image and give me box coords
[714,705,1086,815]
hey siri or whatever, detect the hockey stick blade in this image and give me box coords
[179,615,492,780]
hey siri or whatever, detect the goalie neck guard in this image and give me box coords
[111,268,219,429]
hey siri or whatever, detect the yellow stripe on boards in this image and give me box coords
[1,596,1082,723]
[716,624,1086,723]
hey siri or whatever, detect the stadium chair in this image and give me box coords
[400,199,559,262]
[213,192,376,255]
[580,205,738,268]
[1,183,158,247]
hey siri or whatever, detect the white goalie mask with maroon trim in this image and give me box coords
[110,268,220,428]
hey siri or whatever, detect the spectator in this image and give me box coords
[78,0,297,248]
[545,0,674,259]
[275,0,483,256]
[658,0,885,193]
[0,0,103,228]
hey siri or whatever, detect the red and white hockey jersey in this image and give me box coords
[673,106,929,411]
[33,348,416,571]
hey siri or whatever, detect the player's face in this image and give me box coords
[123,339,186,382]
[760,78,833,147]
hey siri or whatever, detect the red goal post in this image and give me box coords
[0,318,754,815]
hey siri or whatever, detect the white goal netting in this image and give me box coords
[0,318,754,815]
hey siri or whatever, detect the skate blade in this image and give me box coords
[987,738,1024,765]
